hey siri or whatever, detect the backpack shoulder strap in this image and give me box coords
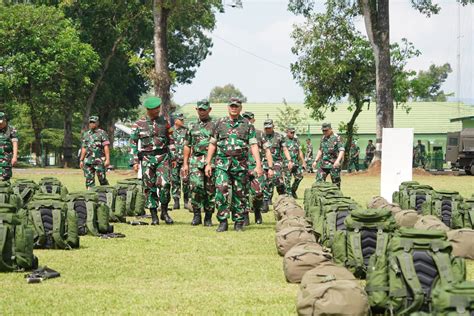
[106,192,114,209]
[0,225,16,271]
[85,201,98,235]
[431,247,455,286]
[395,249,426,314]
[51,208,69,249]
[349,228,364,268]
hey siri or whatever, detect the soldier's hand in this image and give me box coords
[288,161,294,171]
[268,169,274,179]
[254,165,263,177]
[182,164,189,177]
[205,164,212,177]
[334,161,341,168]
[302,163,307,170]
[133,163,139,173]
[79,161,84,169]
[104,159,110,168]
[11,157,17,166]
[171,161,177,169]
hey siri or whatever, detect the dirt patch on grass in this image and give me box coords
[346,161,431,177]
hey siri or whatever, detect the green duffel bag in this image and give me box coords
[392,180,419,206]
[414,215,450,232]
[38,177,68,199]
[283,241,332,283]
[0,203,38,272]
[429,281,474,315]
[275,216,311,233]
[66,192,112,236]
[422,190,465,229]
[275,226,317,257]
[0,180,22,210]
[368,196,402,215]
[394,209,420,228]
[447,229,474,259]
[91,185,126,223]
[115,178,145,216]
[12,179,38,208]
[273,194,297,211]
[274,203,305,221]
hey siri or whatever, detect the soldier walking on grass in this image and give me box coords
[0,112,18,181]
[171,112,190,210]
[283,127,306,199]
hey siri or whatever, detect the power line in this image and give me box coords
[212,33,291,70]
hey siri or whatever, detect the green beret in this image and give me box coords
[89,116,99,123]
[144,96,162,109]
[197,99,210,110]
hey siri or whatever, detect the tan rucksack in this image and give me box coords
[283,242,332,283]
[275,227,317,256]
[276,216,311,233]
[275,204,305,221]
[414,215,450,232]
[368,196,402,214]
[274,194,297,210]
[447,229,474,259]
[296,262,369,316]
[395,209,419,228]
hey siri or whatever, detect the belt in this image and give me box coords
[141,148,169,156]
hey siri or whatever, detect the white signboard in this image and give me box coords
[380,128,414,203]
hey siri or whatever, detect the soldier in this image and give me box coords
[204,98,264,232]
[182,99,216,227]
[0,112,18,181]
[283,127,306,199]
[79,116,110,189]
[262,119,292,211]
[171,112,190,210]
[347,141,360,173]
[312,123,345,188]
[130,96,176,225]
[364,139,375,168]
[242,112,274,225]
[414,140,426,168]
[305,138,314,173]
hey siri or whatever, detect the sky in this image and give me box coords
[173,0,474,105]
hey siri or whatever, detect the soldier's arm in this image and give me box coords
[183,128,191,167]
[130,125,139,165]
[102,131,111,165]
[12,140,18,166]
[298,149,306,165]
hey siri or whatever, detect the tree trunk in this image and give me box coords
[106,120,115,149]
[63,107,74,168]
[343,100,364,169]
[153,0,172,118]
[360,0,394,162]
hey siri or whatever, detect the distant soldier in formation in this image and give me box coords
[305,138,314,173]
[347,141,360,173]
[313,123,345,188]
[414,140,426,168]
[182,99,216,227]
[0,112,18,181]
[242,111,274,225]
[130,97,176,225]
[364,139,375,168]
[205,98,263,232]
[171,112,190,210]
[283,127,306,199]
[79,115,110,189]
[262,119,292,211]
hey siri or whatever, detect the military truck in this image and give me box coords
[446,128,474,175]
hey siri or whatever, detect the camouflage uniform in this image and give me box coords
[414,142,426,168]
[81,128,110,188]
[364,142,375,167]
[171,124,190,203]
[210,115,257,222]
[283,136,304,196]
[347,142,360,173]
[316,133,345,188]
[248,129,269,214]
[185,117,216,214]
[262,131,286,202]
[305,142,314,172]
[130,115,175,209]
[0,124,18,181]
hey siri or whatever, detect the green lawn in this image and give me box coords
[1,170,473,315]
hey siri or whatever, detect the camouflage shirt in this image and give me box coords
[305,143,313,160]
[0,125,18,165]
[284,136,301,164]
[81,128,110,164]
[173,125,188,163]
[184,116,216,168]
[366,143,375,157]
[350,144,360,159]
[414,144,426,157]
[130,115,175,164]
[248,129,270,168]
[319,133,345,168]
[262,132,286,167]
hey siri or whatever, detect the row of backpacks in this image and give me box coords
[272,181,473,315]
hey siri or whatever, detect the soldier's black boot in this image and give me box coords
[203,212,213,227]
[150,208,159,225]
[173,197,180,210]
[234,221,244,232]
[243,213,250,226]
[262,200,269,213]
[292,190,298,200]
[255,210,263,224]
[191,208,202,226]
[216,219,228,232]
[160,205,174,225]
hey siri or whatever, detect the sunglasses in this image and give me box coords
[322,129,329,132]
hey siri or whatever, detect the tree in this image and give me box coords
[411,63,453,102]
[290,1,419,166]
[209,84,248,103]
[274,104,306,133]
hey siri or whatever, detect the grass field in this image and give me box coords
[0,169,473,315]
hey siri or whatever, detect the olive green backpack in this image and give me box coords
[0,181,22,210]
[66,192,112,236]
[91,185,126,223]
[366,229,466,315]
[115,179,145,216]
[12,179,38,208]
[38,177,68,199]
[392,181,420,206]
[28,194,79,249]
[428,281,474,315]
[320,202,358,254]
[422,190,466,229]
[0,203,38,272]
[304,182,342,219]
[463,195,474,229]
[407,185,434,213]
[316,196,358,237]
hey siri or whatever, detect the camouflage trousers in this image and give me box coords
[248,167,265,213]
[316,167,341,189]
[83,162,109,188]
[0,166,12,181]
[364,155,374,168]
[263,162,285,202]
[284,164,304,195]
[347,158,359,173]
[414,155,426,168]
[171,161,190,200]
[215,167,249,222]
[189,158,215,213]
[140,153,171,209]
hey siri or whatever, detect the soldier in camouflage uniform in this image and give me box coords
[305,138,314,173]
[283,127,306,199]
[0,112,18,181]
[171,112,190,210]
[205,98,263,232]
[414,140,426,168]
[347,141,360,173]
[262,119,292,212]
[313,123,345,188]
[364,139,375,168]
[79,116,110,189]
[130,97,176,225]
[182,100,216,227]
[242,112,274,225]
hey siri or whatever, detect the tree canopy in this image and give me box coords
[209,84,248,103]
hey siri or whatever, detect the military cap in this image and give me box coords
[174,112,185,121]
[264,119,274,128]
[144,96,162,109]
[242,112,254,120]
[321,123,332,130]
[287,126,296,133]
[0,112,5,123]
[228,97,242,106]
[197,99,210,110]
[89,115,99,123]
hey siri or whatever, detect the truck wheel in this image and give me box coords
[466,166,473,176]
